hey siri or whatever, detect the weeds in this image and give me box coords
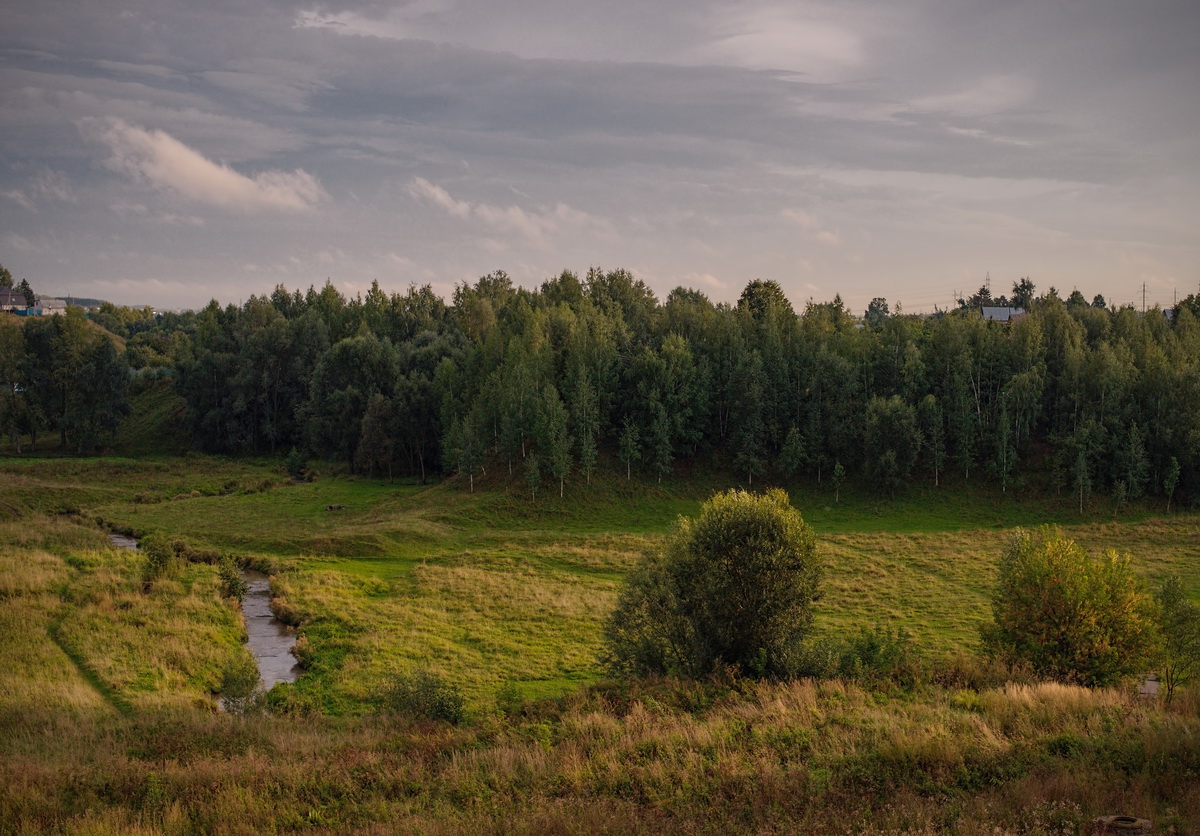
[382,668,466,725]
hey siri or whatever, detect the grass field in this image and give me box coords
[2,434,1199,832]
[3,446,1196,714]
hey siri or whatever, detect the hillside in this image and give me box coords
[0,456,1197,831]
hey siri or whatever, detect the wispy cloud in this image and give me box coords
[911,75,1033,117]
[408,177,607,244]
[782,209,842,246]
[704,5,865,76]
[80,117,326,212]
[2,169,78,212]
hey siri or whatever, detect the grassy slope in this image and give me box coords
[2,449,1198,832]
[4,445,1195,714]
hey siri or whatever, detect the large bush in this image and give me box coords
[981,528,1159,686]
[604,488,821,679]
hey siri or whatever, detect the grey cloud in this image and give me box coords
[0,0,1196,311]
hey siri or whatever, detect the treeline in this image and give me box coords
[6,268,1200,506]
[0,308,130,453]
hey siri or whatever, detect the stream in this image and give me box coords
[239,570,301,690]
[107,534,299,691]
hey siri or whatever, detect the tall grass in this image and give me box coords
[2,677,1196,833]
[3,458,1199,832]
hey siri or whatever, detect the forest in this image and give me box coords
[3,268,1199,508]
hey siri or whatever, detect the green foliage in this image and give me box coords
[1165,456,1181,512]
[219,652,264,715]
[864,296,889,328]
[793,625,920,686]
[0,317,29,452]
[865,395,920,495]
[1156,576,1200,702]
[117,267,1200,509]
[140,537,177,586]
[605,488,821,679]
[16,279,34,307]
[831,461,845,503]
[981,528,1159,686]
[776,425,807,479]
[284,446,310,481]
[354,393,395,478]
[382,668,465,724]
[218,557,248,601]
[16,308,131,452]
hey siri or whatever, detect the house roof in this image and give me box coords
[0,287,27,307]
[981,306,1025,323]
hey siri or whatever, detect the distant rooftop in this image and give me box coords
[981,306,1026,323]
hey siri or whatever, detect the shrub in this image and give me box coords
[790,625,921,687]
[980,527,1159,686]
[140,536,177,586]
[285,447,310,482]
[382,669,465,724]
[218,557,248,601]
[219,653,263,715]
[604,488,821,680]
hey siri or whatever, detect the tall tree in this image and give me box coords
[355,393,395,480]
[865,395,920,496]
[618,417,640,480]
[65,334,130,454]
[917,395,946,487]
[776,425,808,481]
[0,318,28,451]
[538,384,572,497]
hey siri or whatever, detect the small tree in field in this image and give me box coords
[981,528,1159,686]
[1164,456,1181,512]
[604,488,821,680]
[1157,576,1200,703]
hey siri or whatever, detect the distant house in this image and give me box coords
[981,306,1026,324]
[31,297,67,316]
[0,287,28,312]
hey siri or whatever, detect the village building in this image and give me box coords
[981,306,1026,324]
[0,287,28,312]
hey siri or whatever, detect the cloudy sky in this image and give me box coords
[2,1,1197,313]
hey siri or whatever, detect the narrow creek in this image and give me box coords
[107,534,299,691]
[239,570,301,690]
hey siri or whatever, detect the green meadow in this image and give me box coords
[3,448,1196,714]
[2,441,1198,832]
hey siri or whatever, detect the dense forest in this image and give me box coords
[3,268,1200,507]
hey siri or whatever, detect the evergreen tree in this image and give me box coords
[17,278,35,307]
[776,425,808,480]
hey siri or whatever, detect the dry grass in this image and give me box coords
[0,514,248,715]
[3,675,1196,834]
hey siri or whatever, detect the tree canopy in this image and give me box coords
[604,488,821,679]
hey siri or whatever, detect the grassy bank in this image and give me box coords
[2,453,1198,831]
[2,675,1198,833]
[3,454,1197,712]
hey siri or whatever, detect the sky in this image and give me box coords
[2,0,1198,314]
